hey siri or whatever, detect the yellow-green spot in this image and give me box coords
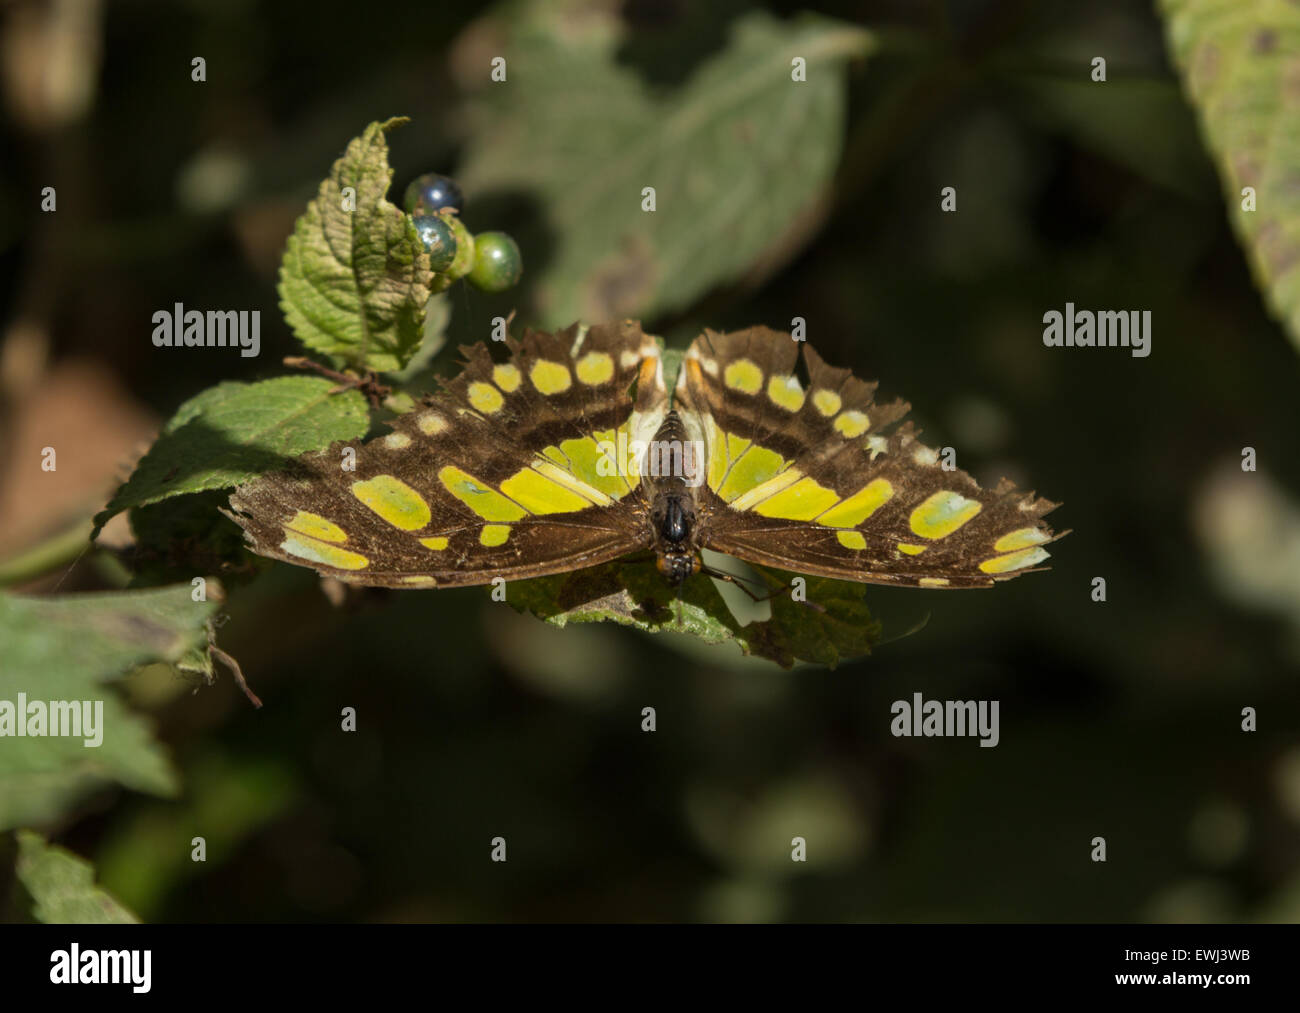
[726,431,752,461]
[723,358,762,394]
[706,417,730,491]
[730,469,802,511]
[402,576,438,586]
[556,436,635,497]
[468,381,504,414]
[417,412,447,435]
[979,546,1049,574]
[280,533,369,571]
[500,467,595,514]
[575,351,615,385]
[533,460,615,505]
[910,490,982,539]
[994,527,1050,552]
[920,577,950,587]
[420,536,449,551]
[813,389,841,417]
[754,476,841,520]
[816,478,893,527]
[351,475,432,531]
[285,510,347,544]
[480,524,511,547]
[493,363,521,392]
[384,432,412,450]
[530,359,572,395]
[767,374,805,412]
[716,445,787,502]
[838,530,867,551]
[438,466,527,522]
[897,542,926,556]
[834,410,869,438]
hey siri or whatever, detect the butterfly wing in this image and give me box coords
[228,320,669,588]
[675,326,1062,588]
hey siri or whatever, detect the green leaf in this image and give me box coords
[1160,0,1300,352]
[457,7,872,327]
[507,560,878,668]
[390,292,453,384]
[278,117,433,371]
[0,584,219,831]
[94,376,369,537]
[16,831,139,924]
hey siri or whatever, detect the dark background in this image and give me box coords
[1,0,1298,922]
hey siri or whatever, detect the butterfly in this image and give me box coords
[226,321,1062,593]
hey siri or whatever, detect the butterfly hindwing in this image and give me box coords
[675,326,1061,588]
[227,320,668,588]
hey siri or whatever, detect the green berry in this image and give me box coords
[468,231,522,293]
[403,173,463,216]
[411,215,457,273]
[442,213,475,281]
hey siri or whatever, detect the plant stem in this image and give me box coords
[0,520,94,588]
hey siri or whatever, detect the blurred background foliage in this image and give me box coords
[1,0,1299,922]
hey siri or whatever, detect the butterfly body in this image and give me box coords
[644,410,705,585]
[227,321,1062,591]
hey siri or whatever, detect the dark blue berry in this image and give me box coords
[403,173,463,216]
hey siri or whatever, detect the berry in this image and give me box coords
[403,173,463,216]
[411,215,457,273]
[467,231,522,293]
[430,213,476,292]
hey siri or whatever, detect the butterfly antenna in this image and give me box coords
[876,611,931,646]
[700,564,813,608]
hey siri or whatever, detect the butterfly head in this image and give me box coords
[655,548,701,586]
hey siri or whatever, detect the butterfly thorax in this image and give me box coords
[646,410,704,586]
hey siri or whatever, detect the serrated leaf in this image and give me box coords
[458,7,872,327]
[1161,0,1300,352]
[94,376,369,536]
[0,584,219,830]
[278,117,433,371]
[16,831,139,924]
[507,559,877,668]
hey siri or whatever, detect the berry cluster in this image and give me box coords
[403,173,522,294]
